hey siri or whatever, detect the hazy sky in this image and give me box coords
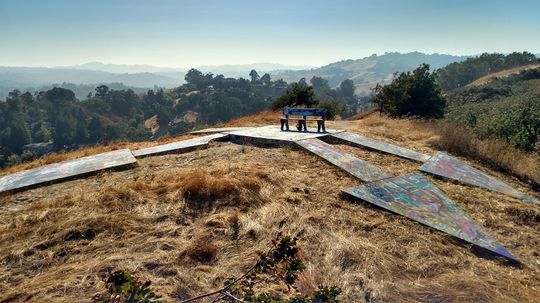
[1,0,539,68]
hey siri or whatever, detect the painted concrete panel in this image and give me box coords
[344,173,516,260]
[420,152,539,205]
[132,133,228,158]
[296,138,392,182]
[0,149,137,193]
[332,131,431,162]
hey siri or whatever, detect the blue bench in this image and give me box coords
[280,107,327,133]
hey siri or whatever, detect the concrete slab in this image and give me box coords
[420,152,539,205]
[296,138,392,182]
[226,125,343,146]
[0,149,137,193]
[344,173,516,260]
[332,131,431,162]
[191,127,255,134]
[132,133,228,158]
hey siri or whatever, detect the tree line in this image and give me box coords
[0,69,367,168]
[435,52,538,91]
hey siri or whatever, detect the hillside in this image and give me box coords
[466,63,540,87]
[271,52,466,94]
[1,113,539,302]
[0,53,465,99]
[445,67,540,152]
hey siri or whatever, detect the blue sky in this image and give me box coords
[0,0,539,67]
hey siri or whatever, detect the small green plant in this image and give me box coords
[180,233,341,303]
[289,286,342,303]
[91,270,162,303]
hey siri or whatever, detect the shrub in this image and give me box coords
[271,84,318,110]
[91,270,162,303]
[182,234,342,302]
[370,63,446,119]
[319,99,344,120]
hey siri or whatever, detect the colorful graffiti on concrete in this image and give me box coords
[132,133,228,158]
[420,152,539,205]
[332,132,431,162]
[0,149,137,193]
[296,138,393,182]
[343,173,516,260]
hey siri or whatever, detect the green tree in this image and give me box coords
[157,107,172,127]
[7,117,32,154]
[261,73,272,86]
[370,63,446,118]
[89,117,105,143]
[95,85,110,101]
[319,99,344,120]
[310,76,331,92]
[185,68,212,88]
[74,111,89,144]
[271,84,319,109]
[436,52,538,90]
[32,121,52,142]
[249,69,260,84]
[274,79,287,87]
[339,79,355,97]
[53,110,77,148]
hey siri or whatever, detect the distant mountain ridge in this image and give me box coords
[0,66,183,99]
[197,63,314,72]
[271,52,468,94]
[0,52,468,99]
[59,62,186,74]
[59,62,313,75]
[0,66,181,87]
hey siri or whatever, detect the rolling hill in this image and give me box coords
[271,52,467,94]
[1,53,466,100]
[0,66,182,88]
[466,63,540,87]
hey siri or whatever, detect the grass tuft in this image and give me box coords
[183,237,218,264]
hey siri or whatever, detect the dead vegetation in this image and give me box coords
[222,110,282,127]
[336,114,540,189]
[0,114,539,302]
[434,122,540,187]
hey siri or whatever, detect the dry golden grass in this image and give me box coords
[0,114,539,302]
[434,122,540,187]
[467,63,540,87]
[222,110,282,127]
[330,114,438,156]
[1,136,539,302]
[182,236,219,264]
[344,108,378,121]
[332,114,540,188]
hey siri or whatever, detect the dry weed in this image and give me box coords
[182,236,218,264]
[435,122,540,186]
[0,117,539,302]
